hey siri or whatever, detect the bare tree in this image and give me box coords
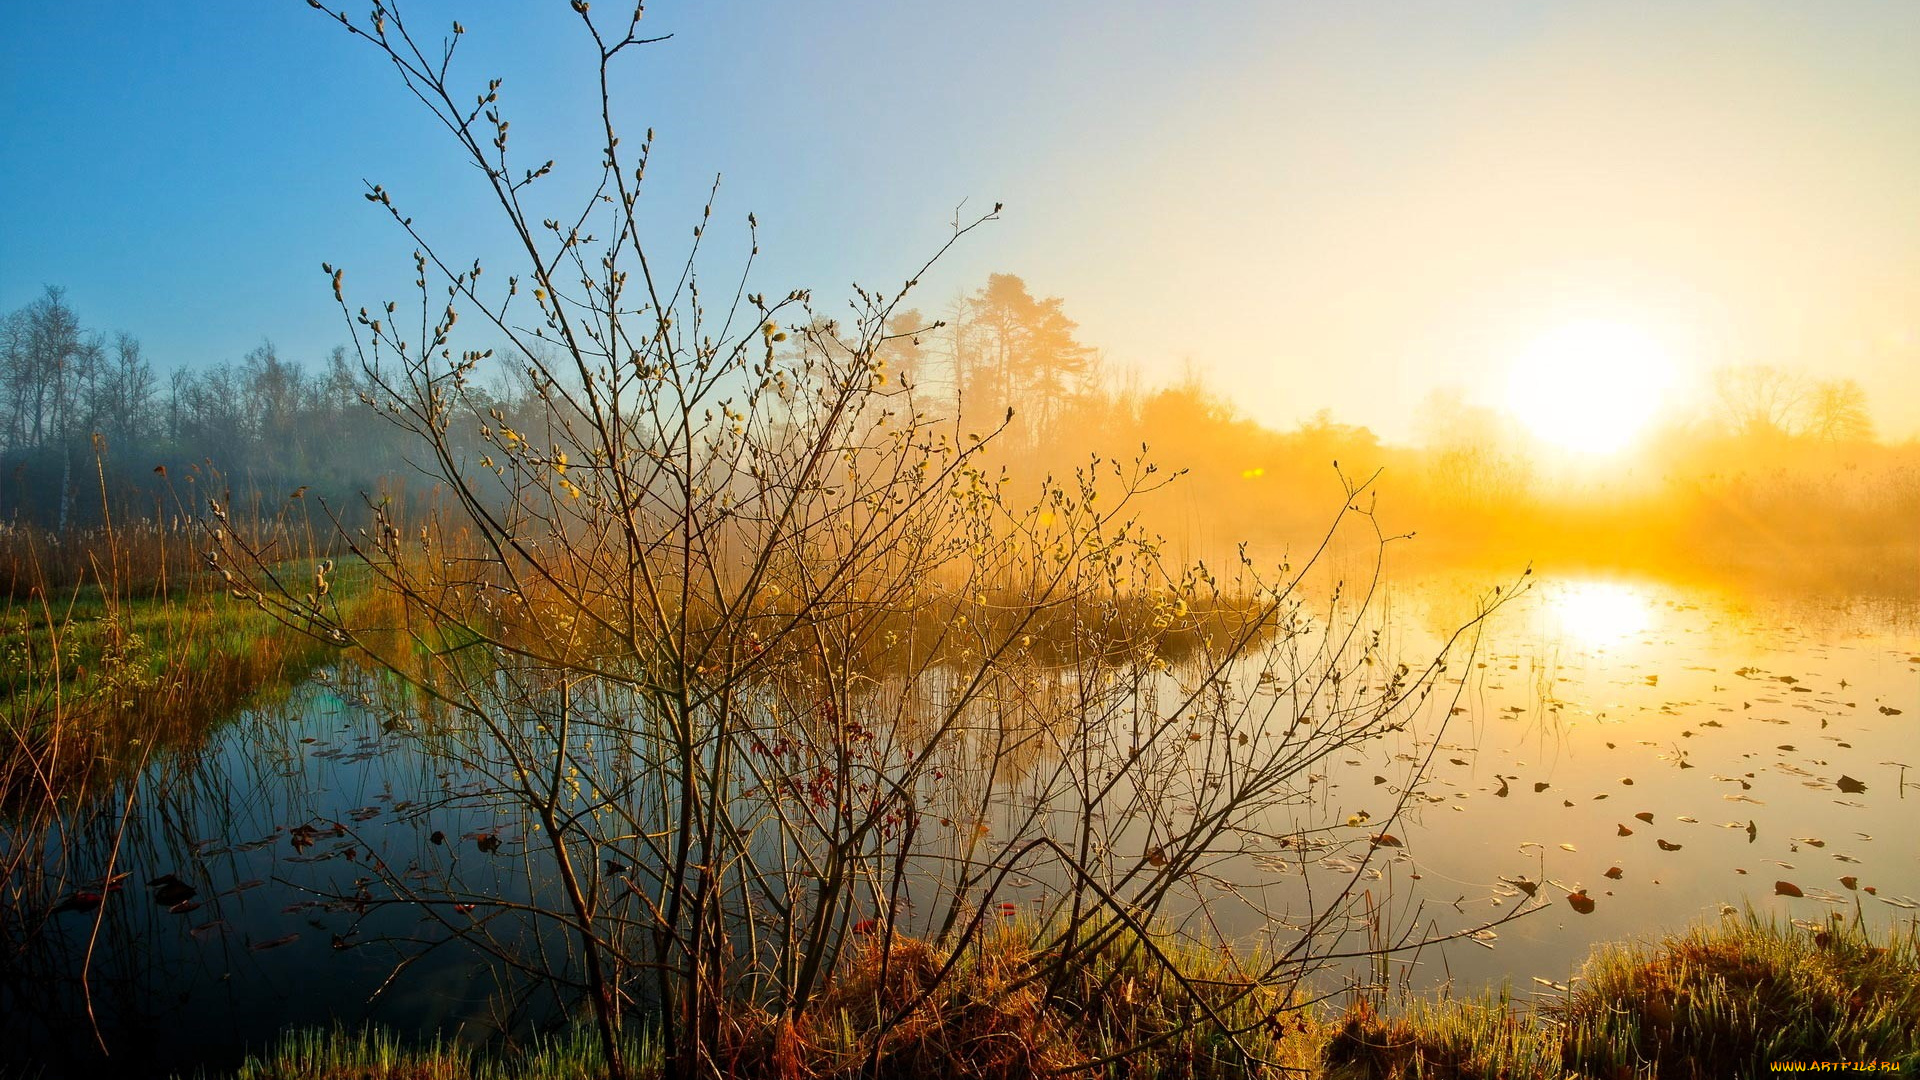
[1804,377,1873,443]
[1712,364,1807,438]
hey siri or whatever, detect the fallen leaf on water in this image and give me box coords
[1635,812,1656,823]
[1559,843,1577,852]
[1657,840,1683,851]
[1534,782,1550,793]
[1774,881,1803,898]
[1835,775,1867,794]
[1567,890,1596,914]
[1879,706,1903,716]
[1840,876,1859,890]
[252,933,300,951]
[1620,778,1634,786]
[1617,825,1634,837]
[1605,866,1624,880]
[1370,833,1403,848]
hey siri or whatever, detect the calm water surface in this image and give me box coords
[4,574,1915,1076]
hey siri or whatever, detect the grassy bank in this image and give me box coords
[0,556,378,804]
[209,914,1920,1080]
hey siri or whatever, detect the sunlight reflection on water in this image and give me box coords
[1547,579,1656,649]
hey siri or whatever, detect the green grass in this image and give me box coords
[0,557,380,805]
[220,1022,659,1080]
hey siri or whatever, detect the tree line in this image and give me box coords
[4,274,1910,590]
[0,286,491,531]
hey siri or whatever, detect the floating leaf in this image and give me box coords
[52,892,105,915]
[1617,824,1634,837]
[1840,876,1859,891]
[252,933,301,951]
[1534,782,1550,793]
[1559,843,1577,852]
[1370,833,1403,848]
[1879,706,1903,716]
[1567,890,1596,914]
[1635,812,1656,823]
[1657,839,1683,851]
[1605,866,1624,880]
[1836,775,1867,794]
[1774,880,1803,898]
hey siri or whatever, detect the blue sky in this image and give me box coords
[5,1,1918,440]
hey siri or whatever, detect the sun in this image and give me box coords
[1504,321,1677,455]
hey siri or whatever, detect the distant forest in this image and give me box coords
[4,278,1915,590]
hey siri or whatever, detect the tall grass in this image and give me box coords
[211,915,1920,1079]
[1558,913,1920,1077]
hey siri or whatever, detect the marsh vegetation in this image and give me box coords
[2,6,1916,1080]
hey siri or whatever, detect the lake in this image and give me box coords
[4,573,1915,1077]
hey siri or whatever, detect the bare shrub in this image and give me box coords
[210,6,1532,1077]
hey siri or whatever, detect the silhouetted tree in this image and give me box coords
[1805,377,1873,443]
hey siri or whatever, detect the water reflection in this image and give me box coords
[1546,580,1655,650]
[4,574,1916,1077]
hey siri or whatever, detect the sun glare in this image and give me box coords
[1546,580,1656,650]
[1505,321,1677,455]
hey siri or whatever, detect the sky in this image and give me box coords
[4,0,1918,443]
